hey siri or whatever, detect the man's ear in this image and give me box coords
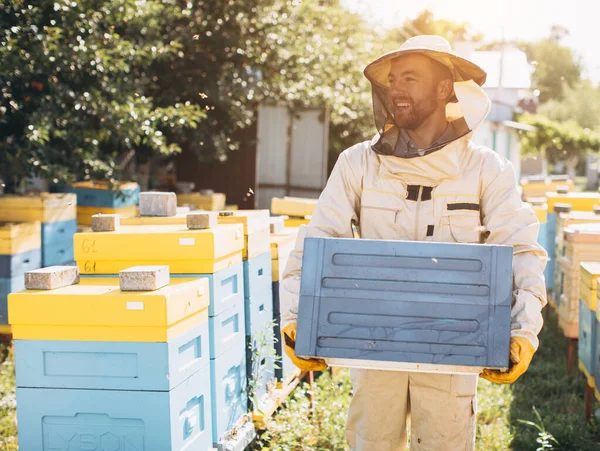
[438,79,453,101]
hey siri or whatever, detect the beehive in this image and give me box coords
[579,263,600,387]
[271,196,317,218]
[177,192,226,211]
[551,210,600,299]
[557,224,600,338]
[74,223,244,274]
[295,237,513,374]
[10,276,214,451]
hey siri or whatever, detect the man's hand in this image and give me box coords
[481,336,535,384]
[282,323,328,372]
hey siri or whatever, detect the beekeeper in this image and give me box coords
[279,35,547,450]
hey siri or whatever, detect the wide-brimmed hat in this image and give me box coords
[364,35,487,97]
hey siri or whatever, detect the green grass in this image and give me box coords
[257,309,600,450]
[0,344,17,451]
[2,309,600,450]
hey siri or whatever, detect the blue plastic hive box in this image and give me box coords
[579,299,597,381]
[546,212,557,290]
[210,335,248,445]
[16,364,213,451]
[0,275,25,324]
[66,184,140,208]
[273,315,296,381]
[208,295,246,359]
[0,248,41,278]
[14,321,209,391]
[295,237,513,370]
[246,333,276,407]
[172,263,244,318]
[42,219,77,266]
[243,253,273,336]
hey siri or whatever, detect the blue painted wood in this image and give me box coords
[273,315,296,381]
[295,237,513,369]
[546,213,557,290]
[210,336,247,444]
[14,320,209,391]
[42,219,77,244]
[243,253,273,336]
[579,299,597,379]
[209,296,245,359]
[66,185,140,208]
[16,364,213,451]
[1,275,25,325]
[245,334,276,407]
[0,248,41,278]
[172,263,244,317]
[272,282,281,316]
[42,240,74,267]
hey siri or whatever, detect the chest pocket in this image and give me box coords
[359,188,405,240]
[438,200,483,244]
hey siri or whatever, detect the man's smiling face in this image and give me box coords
[387,54,450,130]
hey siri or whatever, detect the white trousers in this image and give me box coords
[346,369,477,451]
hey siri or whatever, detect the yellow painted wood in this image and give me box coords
[580,285,596,311]
[224,204,238,211]
[283,217,311,227]
[521,179,574,199]
[77,253,242,275]
[74,223,243,261]
[77,205,138,225]
[579,359,595,388]
[531,204,548,223]
[70,180,139,191]
[8,279,209,341]
[580,262,600,291]
[0,325,11,336]
[252,370,304,429]
[0,221,41,255]
[0,193,76,223]
[546,192,600,213]
[217,210,270,235]
[243,229,271,260]
[271,197,317,218]
[270,232,296,281]
[12,310,208,342]
[120,214,188,226]
[177,193,226,211]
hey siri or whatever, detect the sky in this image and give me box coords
[341,0,600,83]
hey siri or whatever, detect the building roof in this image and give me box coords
[470,49,532,90]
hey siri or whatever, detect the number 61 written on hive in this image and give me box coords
[81,239,97,254]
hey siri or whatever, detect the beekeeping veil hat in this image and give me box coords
[364,35,491,157]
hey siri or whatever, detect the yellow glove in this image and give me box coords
[282,323,328,372]
[481,336,535,384]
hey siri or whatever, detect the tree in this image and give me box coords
[518,113,600,177]
[519,27,582,103]
[0,0,206,193]
[538,80,600,131]
[386,10,483,46]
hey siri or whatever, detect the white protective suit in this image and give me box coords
[280,36,547,450]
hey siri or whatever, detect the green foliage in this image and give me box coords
[517,406,559,450]
[253,369,352,451]
[248,319,281,413]
[0,345,17,450]
[538,80,600,131]
[519,30,582,104]
[0,0,206,192]
[517,113,600,175]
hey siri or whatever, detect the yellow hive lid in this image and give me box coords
[581,262,600,291]
[8,279,209,328]
[217,210,270,235]
[0,221,42,255]
[531,204,548,223]
[70,180,139,191]
[74,223,244,262]
[564,223,600,243]
[0,221,41,239]
[0,193,76,209]
[546,192,600,213]
[271,197,318,218]
[120,213,188,226]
